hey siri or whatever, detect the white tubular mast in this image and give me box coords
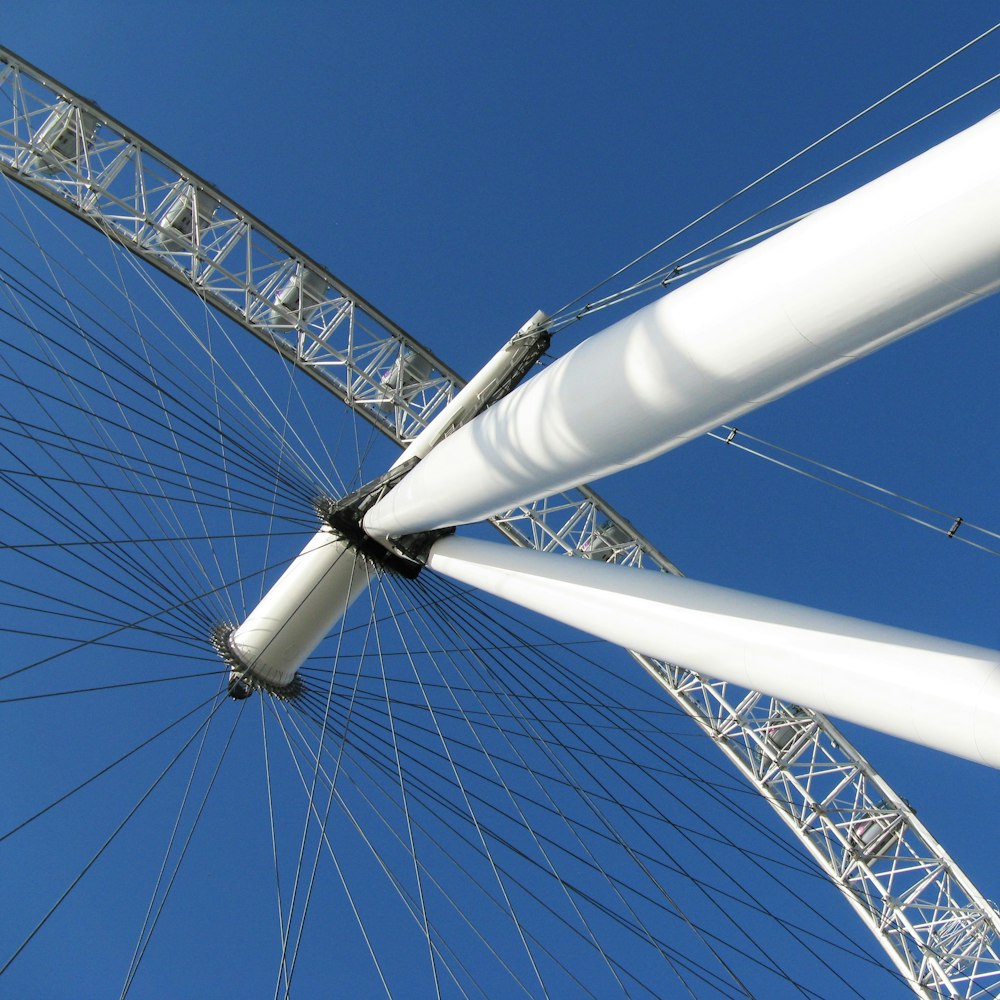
[220,532,369,692]
[427,536,1000,768]
[365,110,1000,540]
[390,310,549,468]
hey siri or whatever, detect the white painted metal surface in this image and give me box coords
[365,110,1000,539]
[229,531,369,688]
[391,310,549,468]
[427,536,1000,769]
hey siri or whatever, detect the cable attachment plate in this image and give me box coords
[211,623,303,700]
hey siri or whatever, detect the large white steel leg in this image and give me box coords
[227,528,369,689]
[365,111,1000,540]
[426,536,1000,768]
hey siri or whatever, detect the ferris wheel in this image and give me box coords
[0,14,999,1000]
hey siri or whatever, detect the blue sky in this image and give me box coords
[2,4,1000,997]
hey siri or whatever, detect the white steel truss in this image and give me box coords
[0,45,997,999]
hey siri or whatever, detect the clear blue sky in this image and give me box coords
[2,4,999,997]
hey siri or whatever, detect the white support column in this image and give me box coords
[227,529,369,690]
[365,110,1000,540]
[390,310,548,468]
[426,535,1000,768]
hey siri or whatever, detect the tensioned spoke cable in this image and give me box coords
[281,565,381,994]
[0,692,229,976]
[204,303,249,616]
[0,670,219,704]
[0,579,211,648]
[80,216,344,501]
[120,696,246,997]
[202,274,350,504]
[95,236,331,628]
[299,651,817,904]
[0,529,304,552]
[404,572,892,984]
[0,254,253,621]
[0,239,324,544]
[341,383,386,500]
[3,544,816,996]
[0,239,342,660]
[104,250,241,625]
[296,678,702,759]
[547,22,1000,329]
[338,592,712,992]
[120,680,225,994]
[0,380,315,507]
[275,554,366,998]
[410,578,763,818]
[0,516,208,650]
[418,576,782,815]
[259,693,291,999]
[0,689,223,844]
[0,594,226,661]
[398,575,751,998]
[285,687,733,999]
[293,683,856,974]
[289,662,776,998]
[296,658,808,895]
[277,696,542,999]
[0,418,310,660]
[378,584,668,989]
[295,571,570,651]
[315,678,702,744]
[0,407,229,642]
[19,250,235,625]
[366,577,552,999]
[0,193,335,501]
[299,672,688,736]
[0,389,314,527]
[0,294,317,519]
[327,741,715,998]
[0,443,316,523]
[0,324,222,629]
[0,539,318,686]
[256,371,315,610]
[267,700,394,999]
[301,626,607,663]
[713,424,1000,556]
[423,574,891,958]
[369,574,442,999]
[376,572,631,996]
[0,462,213,642]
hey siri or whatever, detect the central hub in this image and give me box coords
[212,468,451,701]
[206,313,552,702]
[211,623,303,700]
[316,496,452,580]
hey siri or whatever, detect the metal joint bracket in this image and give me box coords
[315,459,453,578]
